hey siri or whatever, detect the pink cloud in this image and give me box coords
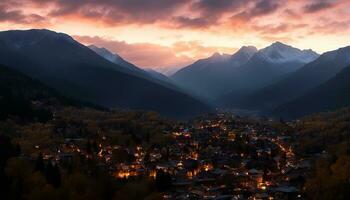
[74,35,194,69]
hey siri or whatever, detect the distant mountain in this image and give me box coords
[89,44,187,93]
[253,42,318,64]
[146,69,174,84]
[89,45,142,73]
[90,48,181,77]
[151,67,180,76]
[0,29,211,118]
[172,46,258,99]
[226,42,319,90]
[229,46,259,67]
[173,42,318,101]
[224,46,350,113]
[273,65,350,118]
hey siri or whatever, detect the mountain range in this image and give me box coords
[223,46,350,116]
[172,42,319,100]
[172,40,350,119]
[89,44,182,91]
[0,29,211,118]
[1,28,350,119]
[89,45,143,73]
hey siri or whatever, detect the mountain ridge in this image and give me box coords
[222,45,350,114]
[173,42,319,101]
[273,64,350,118]
[0,29,212,118]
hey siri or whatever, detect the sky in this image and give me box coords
[0,0,350,70]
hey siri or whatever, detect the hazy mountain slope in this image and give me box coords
[174,42,318,101]
[89,44,186,93]
[152,67,180,76]
[0,29,211,118]
[273,65,350,118]
[89,45,143,73]
[172,46,258,99]
[146,69,174,84]
[229,42,319,89]
[224,46,350,112]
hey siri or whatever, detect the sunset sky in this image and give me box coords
[1,0,350,69]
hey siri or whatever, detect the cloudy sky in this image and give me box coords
[1,0,349,69]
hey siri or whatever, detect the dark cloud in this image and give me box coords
[42,0,188,24]
[0,0,346,35]
[172,16,214,29]
[191,0,244,14]
[0,0,281,29]
[303,1,335,13]
[0,6,23,22]
[45,0,256,29]
[252,0,280,16]
[0,5,45,24]
[312,20,350,34]
[283,9,300,19]
[169,0,247,29]
[74,35,193,68]
[233,0,281,20]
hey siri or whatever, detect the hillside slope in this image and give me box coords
[0,29,211,118]
[223,46,350,112]
[273,65,350,118]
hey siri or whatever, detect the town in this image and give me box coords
[33,112,313,200]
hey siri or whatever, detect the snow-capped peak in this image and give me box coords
[257,42,319,63]
[207,52,231,62]
[231,46,258,59]
[235,46,258,55]
[229,46,258,67]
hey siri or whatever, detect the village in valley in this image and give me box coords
[35,112,316,200]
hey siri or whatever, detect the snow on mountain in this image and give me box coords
[257,42,319,63]
[89,45,141,72]
[209,52,231,62]
[89,45,123,63]
[230,46,258,67]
